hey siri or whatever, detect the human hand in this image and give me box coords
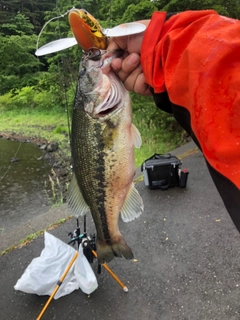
[107,20,151,96]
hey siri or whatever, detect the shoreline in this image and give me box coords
[0,131,72,204]
[0,131,48,146]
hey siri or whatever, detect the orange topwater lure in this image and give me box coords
[68,8,108,51]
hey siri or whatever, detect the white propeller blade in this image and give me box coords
[35,37,77,56]
[35,22,146,56]
[104,22,146,37]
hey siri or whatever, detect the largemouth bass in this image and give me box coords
[68,49,143,263]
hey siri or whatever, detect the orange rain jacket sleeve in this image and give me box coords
[141,10,240,232]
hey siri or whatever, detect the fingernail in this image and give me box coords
[128,53,140,65]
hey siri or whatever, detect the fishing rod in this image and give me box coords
[67,216,128,291]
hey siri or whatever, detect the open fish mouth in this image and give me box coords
[94,79,122,117]
[81,48,125,118]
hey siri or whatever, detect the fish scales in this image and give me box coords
[72,110,110,241]
[68,50,143,263]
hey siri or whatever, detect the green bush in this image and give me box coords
[0,87,37,110]
[0,91,13,110]
[0,84,71,112]
[131,93,184,166]
[11,86,36,109]
[52,126,69,135]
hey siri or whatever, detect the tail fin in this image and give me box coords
[96,236,134,264]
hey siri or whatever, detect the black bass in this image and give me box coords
[68,49,143,263]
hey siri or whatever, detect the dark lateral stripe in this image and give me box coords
[94,154,111,242]
[93,122,111,242]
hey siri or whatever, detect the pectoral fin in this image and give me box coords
[121,183,144,222]
[67,174,90,217]
[131,123,142,148]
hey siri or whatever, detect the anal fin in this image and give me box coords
[120,183,144,222]
[131,123,142,148]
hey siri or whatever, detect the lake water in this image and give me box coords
[0,139,53,233]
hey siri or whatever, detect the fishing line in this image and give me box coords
[110,0,113,27]
[36,1,75,142]
[36,7,75,52]
[55,0,72,141]
[0,141,22,182]
[1,8,74,183]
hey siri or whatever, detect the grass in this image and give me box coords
[131,94,183,167]
[0,108,71,160]
[0,108,69,141]
[0,217,70,256]
[134,116,181,167]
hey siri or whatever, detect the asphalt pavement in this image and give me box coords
[1,141,240,320]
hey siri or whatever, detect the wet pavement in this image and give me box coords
[1,141,240,320]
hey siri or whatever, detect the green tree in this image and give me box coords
[0,11,34,35]
[160,0,240,19]
[109,0,143,24]
[36,0,81,92]
[0,34,42,94]
[120,0,158,23]
[0,12,41,94]
[0,0,56,33]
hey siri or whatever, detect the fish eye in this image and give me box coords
[79,67,86,77]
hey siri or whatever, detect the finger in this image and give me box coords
[124,69,151,96]
[117,53,140,83]
[133,73,152,96]
[110,57,124,73]
[107,36,128,52]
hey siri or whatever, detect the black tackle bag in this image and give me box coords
[141,153,183,190]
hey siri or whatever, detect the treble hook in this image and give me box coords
[81,48,107,69]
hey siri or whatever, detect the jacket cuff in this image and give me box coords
[141,12,167,92]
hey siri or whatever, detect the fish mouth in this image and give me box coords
[97,105,118,117]
[93,77,123,118]
[82,49,125,118]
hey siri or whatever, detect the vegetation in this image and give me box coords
[0,0,239,166]
[131,94,183,166]
[0,108,69,145]
[0,217,69,256]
